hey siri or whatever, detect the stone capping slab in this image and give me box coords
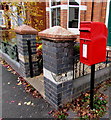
[14,24,38,35]
[38,26,77,41]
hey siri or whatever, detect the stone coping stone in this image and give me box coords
[38,26,77,41]
[14,24,38,35]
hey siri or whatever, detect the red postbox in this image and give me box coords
[79,21,108,66]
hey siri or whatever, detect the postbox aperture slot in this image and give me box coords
[80,30,90,32]
[79,28,91,32]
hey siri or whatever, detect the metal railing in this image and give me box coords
[73,50,111,79]
[0,41,19,62]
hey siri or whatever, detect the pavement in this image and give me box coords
[1,63,111,119]
[1,64,54,119]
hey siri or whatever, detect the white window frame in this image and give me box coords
[48,0,87,35]
[67,0,81,35]
[105,0,110,27]
[0,10,6,27]
[9,5,18,28]
[9,2,25,28]
[17,2,26,26]
[49,0,61,28]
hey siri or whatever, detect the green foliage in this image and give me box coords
[52,110,68,120]
[77,92,108,119]
[74,43,80,55]
[0,2,44,41]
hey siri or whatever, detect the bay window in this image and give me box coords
[49,0,80,34]
[68,0,80,34]
[69,7,79,28]
[50,0,61,27]
[51,8,60,26]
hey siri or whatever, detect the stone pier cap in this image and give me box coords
[38,26,76,41]
[14,24,38,35]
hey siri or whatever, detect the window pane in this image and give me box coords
[52,8,56,26]
[17,6,23,26]
[0,12,2,18]
[51,0,60,6]
[69,0,79,5]
[69,7,79,28]
[0,11,4,25]
[57,8,60,26]
[0,19,3,25]
[51,8,60,27]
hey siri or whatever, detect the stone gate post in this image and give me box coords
[39,26,76,108]
[14,25,38,78]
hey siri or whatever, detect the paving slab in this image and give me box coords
[25,75,45,98]
[1,64,54,118]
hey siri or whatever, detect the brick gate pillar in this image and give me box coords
[39,26,76,108]
[14,25,38,78]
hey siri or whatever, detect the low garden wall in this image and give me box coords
[1,25,111,109]
[0,25,42,78]
[39,26,111,109]
[73,66,111,99]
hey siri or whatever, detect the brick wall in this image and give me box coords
[80,2,86,21]
[38,26,76,109]
[80,1,107,23]
[85,2,93,21]
[61,9,68,29]
[46,1,50,29]
[43,40,74,108]
[100,2,107,23]
[14,25,39,78]
[45,1,107,31]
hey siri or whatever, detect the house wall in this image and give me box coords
[80,2,107,23]
[46,1,107,34]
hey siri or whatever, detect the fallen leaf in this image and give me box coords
[17,81,22,85]
[7,68,13,71]
[11,71,17,74]
[18,102,22,105]
[31,103,34,106]
[27,101,31,105]
[8,82,11,85]
[48,110,53,114]
[24,102,27,105]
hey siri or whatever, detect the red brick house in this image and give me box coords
[45,0,111,46]
[0,1,111,46]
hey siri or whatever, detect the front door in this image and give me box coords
[108,1,111,46]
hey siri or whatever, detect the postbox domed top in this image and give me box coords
[14,24,38,35]
[38,26,76,41]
